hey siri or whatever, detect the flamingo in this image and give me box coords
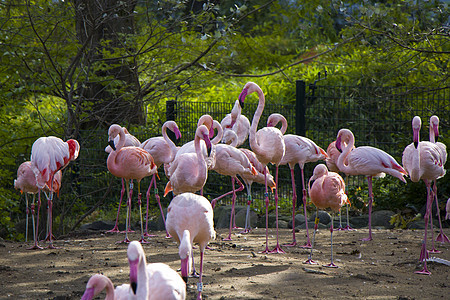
[105,126,141,234]
[221,99,250,147]
[428,115,449,243]
[127,241,186,300]
[239,81,286,254]
[209,138,257,240]
[81,274,130,300]
[175,115,215,159]
[107,124,157,243]
[305,164,348,267]
[164,125,213,196]
[166,192,215,300]
[267,113,328,248]
[326,140,355,231]
[402,116,445,275]
[30,136,79,249]
[140,121,182,238]
[335,128,407,241]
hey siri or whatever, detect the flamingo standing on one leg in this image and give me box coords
[105,126,141,234]
[239,81,286,254]
[326,140,355,231]
[164,125,213,196]
[305,164,348,267]
[402,116,445,275]
[107,124,157,244]
[30,136,79,249]
[335,128,407,241]
[140,121,182,238]
[166,192,215,300]
[428,115,449,244]
[266,113,328,248]
[81,274,131,300]
[127,241,186,299]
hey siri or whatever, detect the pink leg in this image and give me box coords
[107,178,125,233]
[270,166,285,254]
[433,181,449,243]
[232,178,244,229]
[361,176,373,241]
[28,190,43,250]
[240,194,252,234]
[197,250,205,300]
[138,189,150,244]
[416,181,432,275]
[299,168,312,249]
[46,177,58,249]
[284,168,298,246]
[143,176,157,238]
[223,178,236,241]
[117,182,133,244]
[304,211,319,264]
[428,210,441,254]
[343,175,355,231]
[324,215,338,268]
[259,168,271,254]
[210,178,245,212]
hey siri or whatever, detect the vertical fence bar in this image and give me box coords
[295,80,306,209]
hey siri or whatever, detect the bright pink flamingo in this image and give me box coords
[30,136,79,249]
[429,115,449,243]
[305,164,348,267]
[140,121,182,238]
[105,126,141,234]
[221,99,250,147]
[127,241,186,299]
[166,192,215,300]
[81,274,130,300]
[335,128,407,241]
[164,125,212,196]
[267,113,328,248]
[402,116,445,275]
[209,138,257,240]
[107,124,157,244]
[239,81,286,254]
[326,140,355,231]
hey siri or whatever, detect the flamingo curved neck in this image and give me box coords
[163,123,178,158]
[249,86,265,154]
[103,278,115,300]
[336,134,355,175]
[107,127,126,177]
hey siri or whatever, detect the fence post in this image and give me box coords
[295,80,306,209]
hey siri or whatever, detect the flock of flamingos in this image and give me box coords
[14,81,449,299]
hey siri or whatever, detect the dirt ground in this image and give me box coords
[0,226,448,300]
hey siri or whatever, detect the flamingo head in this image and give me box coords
[67,139,80,161]
[81,274,106,300]
[180,257,189,283]
[198,125,212,156]
[412,116,421,148]
[239,87,248,104]
[430,115,439,142]
[127,241,144,295]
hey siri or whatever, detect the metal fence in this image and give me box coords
[61,81,449,229]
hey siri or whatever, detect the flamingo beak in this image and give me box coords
[81,287,95,300]
[335,136,342,153]
[181,257,189,283]
[129,259,138,294]
[238,89,248,105]
[413,127,419,149]
[434,126,439,143]
[204,134,212,157]
[108,140,116,151]
[174,128,182,144]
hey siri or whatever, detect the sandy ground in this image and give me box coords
[0,227,449,300]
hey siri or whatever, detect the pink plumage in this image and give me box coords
[221,99,250,147]
[81,274,130,300]
[446,198,450,220]
[166,192,215,300]
[105,126,141,154]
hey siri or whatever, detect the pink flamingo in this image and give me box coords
[402,116,445,275]
[107,124,157,244]
[175,115,215,159]
[239,81,286,254]
[105,126,141,234]
[221,99,250,147]
[326,140,355,231]
[164,125,212,196]
[209,138,257,240]
[305,164,348,267]
[267,113,328,247]
[127,241,186,299]
[140,121,182,238]
[166,192,215,300]
[81,274,130,300]
[30,136,79,249]
[335,128,407,241]
[429,115,449,243]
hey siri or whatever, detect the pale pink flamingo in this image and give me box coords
[239,81,286,254]
[429,115,449,243]
[267,113,328,247]
[221,99,250,147]
[81,274,130,300]
[107,124,157,243]
[335,128,407,241]
[402,116,445,275]
[175,115,215,159]
[164,125,213,196]
[305,164,348,267]
[326,140,355,231]
[166,192,215,300]
[140,121,182,238]
[30,136,79,249]
[105,126,141,234]
[127,241,186,299]
[209,138,257,240]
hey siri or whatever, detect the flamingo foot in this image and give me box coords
[239,228,251,234]
[360,236,373,242]
[435,232,450,243]
[143,232,157,237]
[120,229,135,233]
[415,268,431,275]
[165,233,172,239]
[303,258,318,265]
[336,226,345,231]
[106,226,120,233]
[190,271,200,278]
[232,226,243,230]
[344,225,356,231]
[282,240,297,247]
[427,248,441,254]
[139,238,150,244]
[222,235,233,241]
[299,242,312,249]
[43,234,56,242]
[269,245,286,254]
[116,237,131,244]
[27,244,43,250]
[323,263,338,268]
[46,244,59,249]
[258,246,271,254]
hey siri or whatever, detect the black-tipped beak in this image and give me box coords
[182,276,188,283]
[309,179,315,189]
[207,145,212,157]
[239,98,244,109]
[108,140,116,151]
[131,282,137,294]
[414,141,418,149]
